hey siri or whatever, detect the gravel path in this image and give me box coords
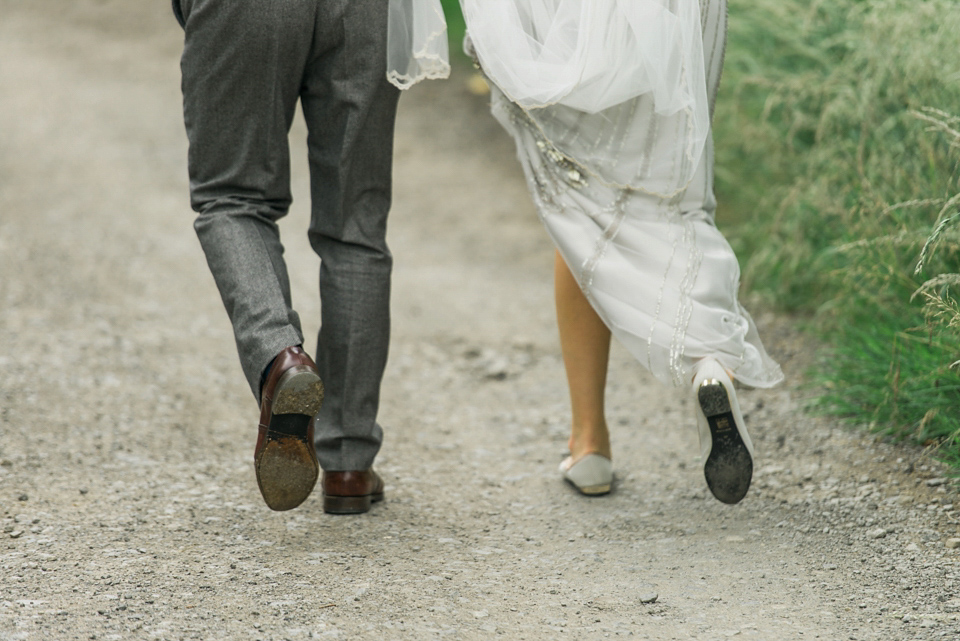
[1,3,958,640]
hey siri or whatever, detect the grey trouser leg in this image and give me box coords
[303,3,399,472]
[179,0,399,471]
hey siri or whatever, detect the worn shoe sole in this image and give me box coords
[698,379,752,505]
[323,490,385,515]
[256,368,324,512]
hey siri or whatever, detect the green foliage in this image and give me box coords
[715,0,960,468]
[440,0,466,56]
[810,309,960,468]
[717,0,960,306]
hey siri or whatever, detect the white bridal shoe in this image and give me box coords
[692,359,754,504]
[559,453,613,496]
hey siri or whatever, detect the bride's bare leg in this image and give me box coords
[554,251,612,461]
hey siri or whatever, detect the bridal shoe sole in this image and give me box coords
[697,378,752,505]
[560,453,613,496]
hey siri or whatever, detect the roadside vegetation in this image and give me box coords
[439,0,960,470]
[715,0,960,469]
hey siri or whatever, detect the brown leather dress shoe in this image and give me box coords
[322,469,384,515]
[255,345,324,511]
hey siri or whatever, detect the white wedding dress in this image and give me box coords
[387,0,783,389]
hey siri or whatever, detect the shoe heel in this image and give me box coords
[272,367,324,416]
[698,380,752,505]
[698,380,731,418]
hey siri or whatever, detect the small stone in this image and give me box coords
[17,494,27,502]
[945,538,960,549]
[639,593,659,604]
[823,563,838,570]
[867,528,887,539]
[926,478,947,487]
[79,489,88,495]
[905,543,920,552]
[943,599,960,613]
[9,530,23,539]
[482,358,509,380]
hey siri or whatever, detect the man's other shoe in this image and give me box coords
[322,469,384,514]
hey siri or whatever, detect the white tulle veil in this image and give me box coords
[387,0,709,195]
[386,0,451,88]
[460,0,710,197]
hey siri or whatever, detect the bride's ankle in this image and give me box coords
[568,428,611,462]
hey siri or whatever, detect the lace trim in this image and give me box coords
[387,60,451,90]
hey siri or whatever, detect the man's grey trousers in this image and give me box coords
[176,0,399,471]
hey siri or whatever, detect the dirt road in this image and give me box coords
[1,2,958,640]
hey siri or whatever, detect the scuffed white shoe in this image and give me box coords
[692,358,754,504]
[559,453,613,496]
